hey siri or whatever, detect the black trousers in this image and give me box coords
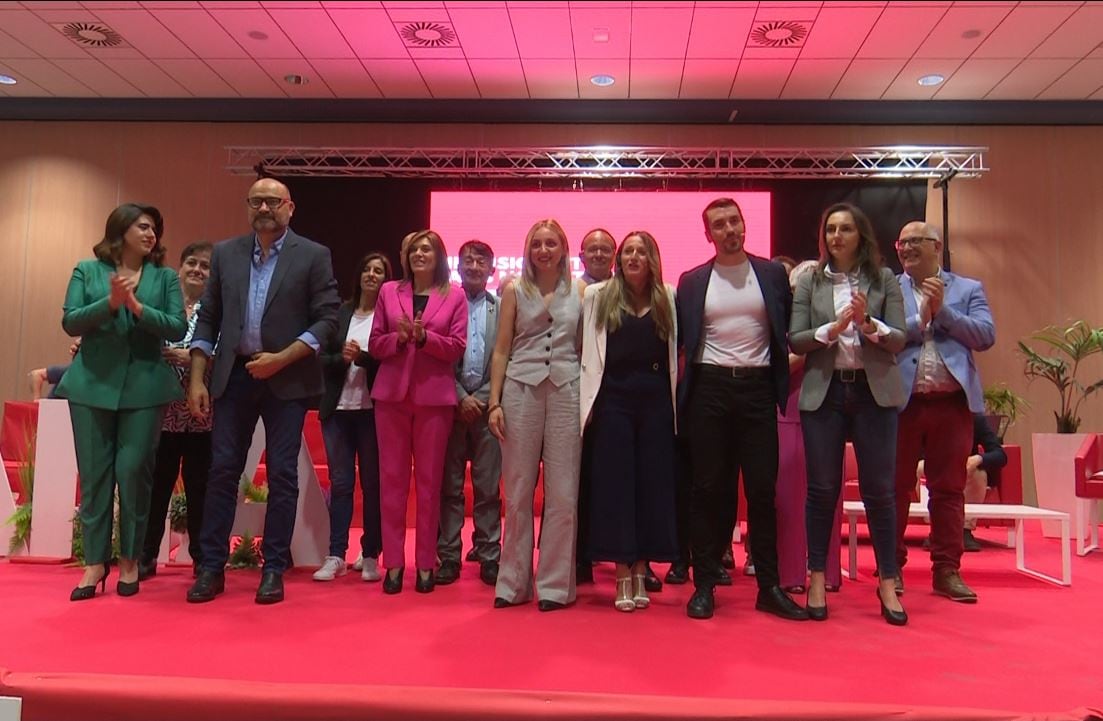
[687,366,779,590]
[142,430,211,565]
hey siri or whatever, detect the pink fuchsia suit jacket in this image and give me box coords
[368,280,468,406]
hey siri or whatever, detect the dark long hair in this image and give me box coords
[351,252,394,308]
[815,202,882,286]
[93,203,166,267]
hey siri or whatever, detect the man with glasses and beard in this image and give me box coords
[186,177,339,605]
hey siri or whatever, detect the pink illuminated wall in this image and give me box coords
[429,191,771,291]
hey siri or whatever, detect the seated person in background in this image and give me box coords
[918,413,1006,552]
[29,340,81,399]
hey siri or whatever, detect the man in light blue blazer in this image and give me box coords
[893,221,995,604]
[437,240,503,586]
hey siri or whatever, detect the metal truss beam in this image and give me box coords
[226,145,987,180]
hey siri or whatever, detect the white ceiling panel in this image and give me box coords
[509,6,573,59]
[0,29,37,58]
[972,4,1079,58]
[1031,3,1103,59]
[149,9,249,59]
[780,57,849,99]
[99,56,188,95]
[986,57,1077,98]
[1,57,94,95]
[857,4,948,59]
[204,57,285,96]
[577,57,629,99]
[0,61,49,95]
[570,5,631,59]
[307,57,382,97]
[520,57,577,98]
[0,9,92,58]
[327,8,409,59]
[686,6,755,59]
[447,7,518,59]
[730,58,796,99]
[468,57,527,97]
[255,57,334,97]
[268,8,355,58]
[414,57,479,97]
[915,3,1014,59]
[52,57,141,95]
[90,8,197,59]
[679,57,738,97]
[832,58,905,99]
[798,4,882,59]
[153,58,238,96]
[207,8,303,59]
[361,57,430,97]
[1037,58,1103,99]
[630,6,692,59]
[933,57,1018,99]
[382,6,449,23]
[628,57,682,98]
[882,57,962,99]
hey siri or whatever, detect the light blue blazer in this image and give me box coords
[896,271,995,413]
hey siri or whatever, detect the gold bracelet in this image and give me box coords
[488,404,502,413]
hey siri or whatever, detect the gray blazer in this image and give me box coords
[195,230,340,401]
[790,265,906,412]
[454,290,499,403]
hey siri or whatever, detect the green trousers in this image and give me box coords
[69,403,164,565]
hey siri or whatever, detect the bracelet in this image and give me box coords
[487,404,502,413]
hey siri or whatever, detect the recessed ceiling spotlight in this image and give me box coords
[248,30,268,41]
[284,74,308,85]
[593,27,609,43]
[961,29,982,39]
[590,74,615,87]
[917,74,945,87]
[0,74,17,85]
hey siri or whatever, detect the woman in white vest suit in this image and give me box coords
[580,231,679,612]
[488,219,586,611]
[789,202,908,626]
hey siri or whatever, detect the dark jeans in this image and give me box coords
[142,430,211,565]
[687,366,780,590]
[199,359,308,575]
[801,375,898,579]
[321,409,381,559]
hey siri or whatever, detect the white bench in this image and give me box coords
[842,501,1071,586]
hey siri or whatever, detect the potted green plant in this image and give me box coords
[983,384,1029,442]
[1019,320,1103,537]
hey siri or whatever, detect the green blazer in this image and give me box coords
[56,258,187,410]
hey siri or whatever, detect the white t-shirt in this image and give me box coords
[698,261,771,368]
[336,310,375,411]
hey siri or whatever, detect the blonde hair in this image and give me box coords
[595,231,674,341]
[518,219,571,296]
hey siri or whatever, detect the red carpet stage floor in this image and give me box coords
[1,523,1101,721]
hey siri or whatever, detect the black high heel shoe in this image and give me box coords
[117,578,139,597]
[878,588,908,626]
[383,568,404,594]
[70,562,110,602]
[415,569,435,594]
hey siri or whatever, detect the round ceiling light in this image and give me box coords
[284,74,308,86]
[590,74,615,87]
[917,74,945,87]
[248,30,269,41]
[0,74,17,85]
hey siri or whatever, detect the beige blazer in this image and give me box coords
[580,281,679,433]
[789,265,906,412]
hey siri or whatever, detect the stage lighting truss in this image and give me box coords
[225,145,988,180]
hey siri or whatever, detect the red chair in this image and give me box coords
[1073,433,1102,555]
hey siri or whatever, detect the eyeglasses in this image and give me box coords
[895,236,937,249]
[462,257,490,267]
[246,196,288,210]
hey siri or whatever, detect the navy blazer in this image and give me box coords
[194,229,340,401]
[675,255,792,431]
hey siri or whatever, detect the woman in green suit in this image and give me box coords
[56,203,187,600]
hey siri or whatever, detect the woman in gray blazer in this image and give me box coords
[789,202,908,626]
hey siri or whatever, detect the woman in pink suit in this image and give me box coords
[369,230,467,594]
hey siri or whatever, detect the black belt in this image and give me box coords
[697,363,770,379]
[833,368,867,383]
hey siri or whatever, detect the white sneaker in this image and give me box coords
[352,552,364,571]
[361,555,381,582]
[313,556,347,581]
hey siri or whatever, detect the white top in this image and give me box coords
[698,261,770,368]
[811,266,890,370]
[337,310,375,410]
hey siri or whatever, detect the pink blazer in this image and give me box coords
[369,280,467,406]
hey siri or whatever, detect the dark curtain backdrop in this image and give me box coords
[285,177,926,299]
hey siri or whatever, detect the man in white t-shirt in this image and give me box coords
[675,198,808,622]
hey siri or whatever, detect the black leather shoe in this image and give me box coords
[755,586,809,621]
[963,529,982,552]
[465,547,478,562]
[186,569,225,603]
[686,588,714,619]
[720,548,735,569]
[807,603,828,621]
[137,557,157,581]
[878,588,908,626]
[643,563,662,592]
[435,561,460,585]
[537,599,567,612]
[493,596,515,608]
[383,568,404,594]
[117,579,140,597]
[255,571,284,605]
[576,561,594,584]
[665,560,689,585]
[716,567,733,586]
[479,560,499,586]
[415,569,435,593]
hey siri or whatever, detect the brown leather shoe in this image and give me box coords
[933,569,977,603]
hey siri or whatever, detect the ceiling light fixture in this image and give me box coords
[248,30,269,41]
[284,74,308,86]
[917,74,945,87]
[590,74,615,87]
[0,74,17,85]
[961,29,982,39]
[593,27,609,43]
